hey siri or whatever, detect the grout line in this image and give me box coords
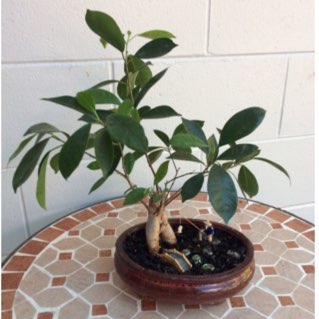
[205,0,212,54]
[18,187,31,238]
[2,51,314,67]
[277,59,290,137]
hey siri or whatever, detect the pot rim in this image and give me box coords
[115,218,254,282]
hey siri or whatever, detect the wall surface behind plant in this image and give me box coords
[2,0,314,259]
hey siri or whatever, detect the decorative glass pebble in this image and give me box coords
[227,249,241,259]
[212,238,221,246]
[202,246,213,256]
[191,254,202,265]
[201,263,215,272]
[182,249,191,257]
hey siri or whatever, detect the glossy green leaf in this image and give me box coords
[254,157,290,182]
[123,153,136,175]
[87,161,100,170]
[218,144,259,161]
[36,153,49,209]
[207,164,238,224]
[90,79,118,89]
[59,124,91,179]
[139,105,180,119]
[84,89,121,105]
[50,152,60,173]
[238,165,259,197]
[118,100,133,116]
[105,114,148,153]
[13,138,50,192]
[182,118,208,154]
[89,176,108,194]
[124,187,147,205]
[100,37,108,48]
[8,135,36,164]
[42,96,87,114]
[138,30,175,39]
[128,55,152,86]
[85,10,125,52]
[181,173,204,202]
[170,133,208,149]
[235,148,260,164]
[219,107,266,146]
[168,151,203,163]
[154,161,169,184]
[149,149,163,164]
[117,76,129,100]
[109,144,122,175]
[154,130,170,146]
[24,123,60,136]
[138,106,151,118]
[79,110,113,124]
[207,134,218,164]
[134,68,168,106]
[95,129,114,176]
[75,91,96,115]
[135,38,177,59]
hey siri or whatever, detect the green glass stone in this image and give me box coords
[191,254,202,265]
[202,263,215,272]
[202,246,213,256]
[182,249,191,257]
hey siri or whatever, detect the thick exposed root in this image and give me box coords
[160,213,177,245]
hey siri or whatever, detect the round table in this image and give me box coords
[2,194,315,319]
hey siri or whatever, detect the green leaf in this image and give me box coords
[182,118,208,154]
[87,161,100,170]
[24,123,60,136]
[79,110,113,124]
[36,153,49,209]
[95,129,114,176]
[123,153,136,175]
[100,37,108,48]
[219,107,266,146]
[154,161,169,184]
[109,144,122,175]
[139,105,180,119]
[117,76,129,100]
[138,30,175,39]
[128,55,152,86]
[76,91,96,115]
[8,135,36,164]
[118,100,133,116]
[59,124,91,179]
[90,79,118,89]
[154,130,170,146]
[83,89,121,105]
[134,68,168,106]
[50,152,60,173]
[89,176,108,194]
[207,164,238,224]
[207,134,218,164]
[124,187,147,205]
[170,133,208,149]
[181,173,204,202]
[168,151,203,164]
[238,165,259,197]
[135,38,177,59]
[254,157,291,182]
[235,148,260,164]
[42,96,88,114]
[105,114,148,153]
[218,144,259,161]
[149,149,163,164]
[85,10,125,52]
[13,138,50,192]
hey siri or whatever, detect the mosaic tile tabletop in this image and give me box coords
[2,194,315,319]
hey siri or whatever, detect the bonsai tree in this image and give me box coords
[10,10,289,255]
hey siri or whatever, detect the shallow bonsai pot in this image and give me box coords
[114,219,255,305]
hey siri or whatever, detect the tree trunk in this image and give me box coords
[145,201,177,254]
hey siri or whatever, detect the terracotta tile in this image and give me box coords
[37,312,54,319]
[246,203,269,214]
[137,212,147,217]
[253,244,264,251]
[303,230,315,242]
[96,273,110,282]
[4,255,35,271]
[2,311,12,319]
[112,198,125,208]
[271,223,282,229]
[262,266,277,275]
[141,299,156,311]
[52,277,66,286]
[285,241,298,248]
[278,296,294,306]
[302,265,315,273]
[92,304,108,316]
[58,252,72,260]
[240,224,251,230]
[99,249,112,257]
[285,219,312,233]
[199,209,209,215]
[230,296,245,308]
[68,230,79,236]
[2,291,15,310]
[108,212,119,217]
[34,248,58,267]
[266,209,290,223]
[91,202,113,214]
[19,267,50,295]
[193,192,207,201]
[19,240,48,255]
[185,304,200,309]
[170,210,180,216]
[36,227,64,242]
[66,269,94,293]
[104,229,115,236]
[238,199,248,209]
[73,209,96,222]
[54,218,80,231]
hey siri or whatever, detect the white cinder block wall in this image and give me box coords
[2,0,314,259]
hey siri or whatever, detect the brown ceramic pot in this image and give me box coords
[114,219,255,304]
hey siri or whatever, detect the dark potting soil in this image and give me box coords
[124,223,247,275]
